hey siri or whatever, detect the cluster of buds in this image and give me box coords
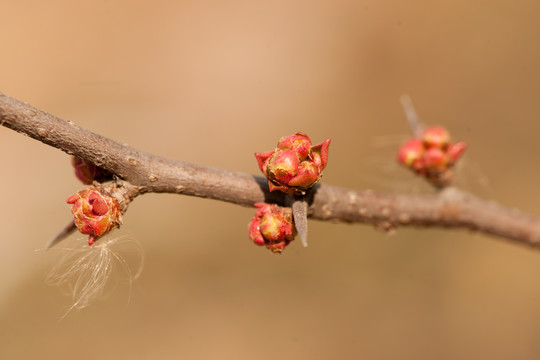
[67,187,123,245]
[255,132,331,195]
[72,156,113,185]
[397,126,467,187]
[248,203,296,253]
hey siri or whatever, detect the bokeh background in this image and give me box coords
[2,1,540,359]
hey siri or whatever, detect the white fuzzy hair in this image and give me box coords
[44,235,144,318]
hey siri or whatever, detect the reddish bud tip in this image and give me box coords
[254,151,275,174]
[311,138,331,170]
[448,142,467,162]
[66,194,79,204]
[88,235,97,246]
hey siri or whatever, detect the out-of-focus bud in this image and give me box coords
[255,132,331,195]
[421,126,450,149]
[397,139,424,170]
[423,147,448,170]
[67,187,122,245]
[248,203,296,253]
[71,156,113,185]
[397,126,467,187]
[447,142,467,162]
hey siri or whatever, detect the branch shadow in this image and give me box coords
[252,174,319,211]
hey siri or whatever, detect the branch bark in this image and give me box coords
[2,91,540,247]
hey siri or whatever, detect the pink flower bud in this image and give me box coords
[421,126,450,149]
[67,188,122,245]
[255,132,331,195]
[248,203,296,253]
[72,156,113,185]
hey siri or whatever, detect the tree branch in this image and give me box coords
[2,91,540,247]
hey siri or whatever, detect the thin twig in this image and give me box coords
[2,92,540,248]
[46,221,77,249]
[400,94,423,138]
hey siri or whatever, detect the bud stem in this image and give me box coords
[292,198,309,247]
[400,94,423,138]
[46,220,77,249]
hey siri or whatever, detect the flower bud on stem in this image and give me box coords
[49,180,140,248]
[398,96,467,188]
[67,186,123,246]
[255,132,330,195]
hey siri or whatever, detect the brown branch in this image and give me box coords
[2,91,540,247]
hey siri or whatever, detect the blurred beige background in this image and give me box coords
[2,0,540,359]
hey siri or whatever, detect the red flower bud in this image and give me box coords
[72,156,113,185]
[248,203,296,253]
[255,132,331,195]
[67,188,122,245]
